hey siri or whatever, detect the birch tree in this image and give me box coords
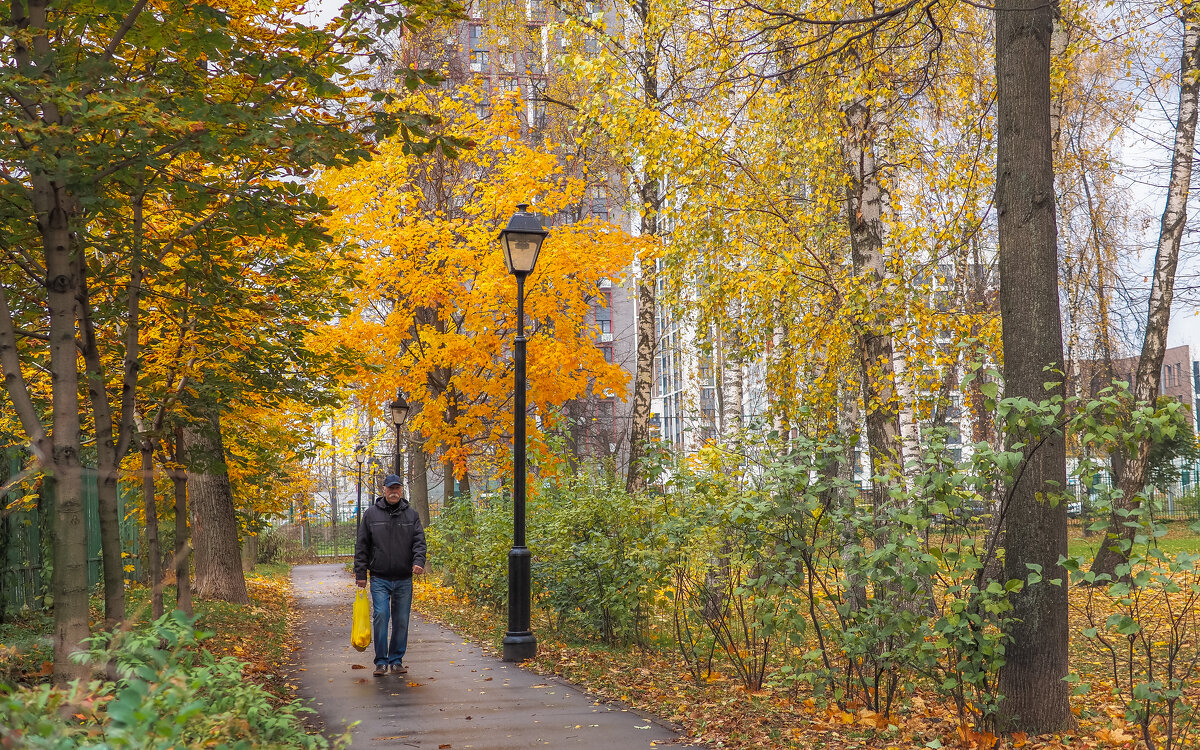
[1091,1,1200,579]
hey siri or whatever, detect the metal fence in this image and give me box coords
[1,466,140,618]
[1064,471,1200,524]
[266,519,359,558]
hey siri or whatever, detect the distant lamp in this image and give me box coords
[390,392,410,427]
[390,391,409,476]
[498,203,549,276]
[354,442,366,523]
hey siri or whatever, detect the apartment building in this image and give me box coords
[1076,344,1197,430]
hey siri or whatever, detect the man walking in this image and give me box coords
[355,474,426,676]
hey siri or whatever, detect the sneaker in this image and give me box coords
[373,665,387,676]
[390,664,407,675]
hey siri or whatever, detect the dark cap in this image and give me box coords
[382,474,402,487]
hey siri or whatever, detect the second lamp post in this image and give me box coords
[390,391,409,477]
[498,203,548,663]
[354,442,366,523]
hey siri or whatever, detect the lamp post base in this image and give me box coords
[502,631,537,662]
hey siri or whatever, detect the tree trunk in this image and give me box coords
[837,382,867,613]
[717,317,744,439]
[442,459,455,507]
[78,271,126,628]
[842,96,905,516]
[409,440,430,527]
[994,0,1073,731]
[626,269,657,495]
[330,433,338,525]
[626,15,661,496]
[41,184,89,683]
[185,413,249,604]
[170,453,193,616]
[241,531,258,573]
[1091,5,1199,579]
[7,0,88,685]
[892,346,921,479]
[141,439,163,618]
[75,191,144,628]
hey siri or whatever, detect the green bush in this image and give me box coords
[426,496,512,610]
[0,610,346,749]
[531,475,672,646]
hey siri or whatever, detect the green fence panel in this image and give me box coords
[1,464,141,616]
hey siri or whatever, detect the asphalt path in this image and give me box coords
[288,563,703,749]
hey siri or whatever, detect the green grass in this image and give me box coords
[1067,521,1200,559]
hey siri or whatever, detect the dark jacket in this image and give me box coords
[354,496,427,581]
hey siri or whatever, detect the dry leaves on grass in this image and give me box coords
[413,574,1182,750]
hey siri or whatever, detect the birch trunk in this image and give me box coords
[842,97,904,516]
[892,345,920,479]
[717,313,744,439]
[329,431,338,525]
[625,6,660,496]
[838,383,866,613]
[1091,6,1199,579]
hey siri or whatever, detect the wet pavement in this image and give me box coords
[288,563,703,749]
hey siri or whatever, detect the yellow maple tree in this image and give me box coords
[316,82,636,483]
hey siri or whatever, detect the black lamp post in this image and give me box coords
[390,391,409,477]
[498,202,548,662]
[354,442,366,523]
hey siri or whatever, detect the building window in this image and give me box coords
[469,25,488,73]
[585,398,617,454]
[598,343,613,363]
[590,186,608,221]
[498,76,520,97]
[700,387,717,427]
[698,351,713,387]
[529,0,546,21]
[593,289,612,334]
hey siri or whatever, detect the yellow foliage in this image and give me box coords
[316,83,636,480]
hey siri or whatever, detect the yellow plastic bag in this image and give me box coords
[351,588,371,651]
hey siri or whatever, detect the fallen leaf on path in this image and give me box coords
[351,664,366,670]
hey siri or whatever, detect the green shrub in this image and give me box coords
[426,496,511,610]
[531,475,672,646]
[0,610,346,749]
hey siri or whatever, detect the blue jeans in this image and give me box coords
[370,576,413,667]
